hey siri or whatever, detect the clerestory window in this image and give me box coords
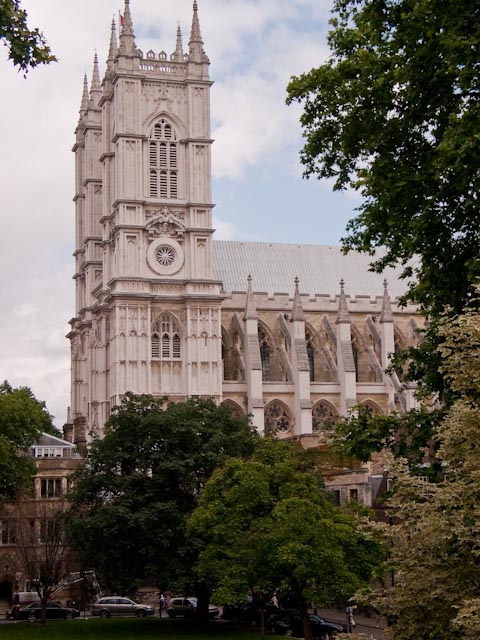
[258,329,271,382]
[149,120,178,199]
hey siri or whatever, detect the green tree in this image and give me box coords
[287,0,480,409]
[0,380,55,501]
[189,438,383,640]
[287,0,480,319]
[370,306,480,640]
[67,394,256,596]
[0,0,56,73]
[332,406,443,477]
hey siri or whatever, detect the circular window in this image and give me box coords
[265,402,291,434]
[147,238,184,276]
[155,245,176,267]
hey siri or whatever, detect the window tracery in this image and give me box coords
[264,401,291,434]
[149,120,178,199]
[151,313,181,360]
[312,401,337,432]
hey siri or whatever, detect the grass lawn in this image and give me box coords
[0,617,265,640]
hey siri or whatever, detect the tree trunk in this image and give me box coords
[300,602,314,640]
[195,582,210,624]
[40,594,49,625]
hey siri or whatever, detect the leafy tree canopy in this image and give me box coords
[67,394,257,594]
[287,0,480,317]
[0,380,55,501]
[370,306,480,640]
[332,405,443,478]
[189,437,383,640]
[0,0,56,73]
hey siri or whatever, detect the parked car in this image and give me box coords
[13,601,80,621]
[91,596,155,618]
[269,610,345,638]
[222,602,279,627]
[166,597,220,619]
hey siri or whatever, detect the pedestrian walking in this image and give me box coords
[345,605,356,633]
[159,593,166,617]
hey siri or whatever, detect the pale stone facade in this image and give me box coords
[0,433,82,614]
[68,1,422,503]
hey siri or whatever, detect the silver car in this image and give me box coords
[91,596,155,618]
[166,597,220,619]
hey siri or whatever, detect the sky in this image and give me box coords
[0,0,361,428]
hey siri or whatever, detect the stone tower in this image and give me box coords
[69,1,223,441]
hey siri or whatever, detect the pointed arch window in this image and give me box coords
[351,333,360,382]
[312,401,337,432]
[265,401,291,434]
[306,330,315,382]
[149,119,179,199]
[152,313,181,360]
[258,328,271,382]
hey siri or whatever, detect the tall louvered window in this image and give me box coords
[152,313,181,360]
[149,120,179,199]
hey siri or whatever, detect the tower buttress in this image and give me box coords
[243,276,264,432]
[336,280,357,414]
[290,278,312,435]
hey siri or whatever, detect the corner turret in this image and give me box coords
[118,0,139,59]
[189,1,209,64]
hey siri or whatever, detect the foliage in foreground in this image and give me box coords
[190,437,383,640]
[287,0,480,404]
[0,617,264,640]
[0,0,56,73]
[369,307,480,640]
[332,405,443,478]
[67,394,257,595]
[0,380,55,501]
[287,0,480,318]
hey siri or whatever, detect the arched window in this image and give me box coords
[352,337,360,382]
[306,330,315,382]
[151,313,181,359]
[394,329,407,381]
[265,401,291,434]
[360,400,382,416]
[149,120,178,199]
[312,401,337,432]
[258,328,271,382]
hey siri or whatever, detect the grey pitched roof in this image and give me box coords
[213,241,412,300]
[35,432,75,448]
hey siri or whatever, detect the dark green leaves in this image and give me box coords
[0,380,54,501]
[287,0,480,318]
[0,0,56,74]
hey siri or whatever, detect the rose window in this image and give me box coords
[265,402,291,434]
[312,402,337,432]
[155,245,176,267]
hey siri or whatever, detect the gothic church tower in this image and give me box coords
[69,1,223,442]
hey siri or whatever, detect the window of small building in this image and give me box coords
[40,478,62,499]
[1,520,16,545]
